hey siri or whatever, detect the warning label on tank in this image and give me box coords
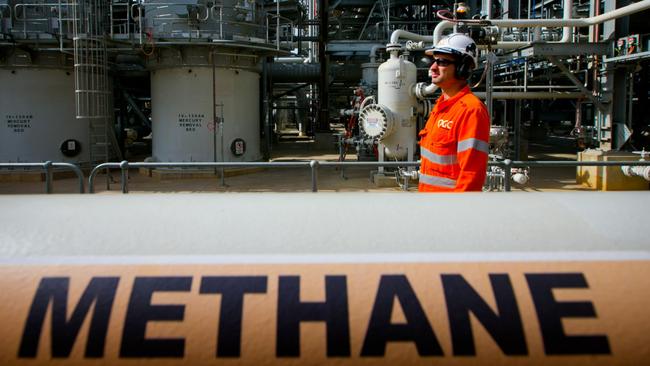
[177,113,205,132]
[0,259,649,365]
[5,114,33,133]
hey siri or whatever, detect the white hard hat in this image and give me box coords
[425,33,477,68]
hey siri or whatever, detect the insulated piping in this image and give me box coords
[433,0,650,46]
[369,45,386,63]
[389,29,432,45]
[489,0,650,27]
[274,57,309,63]
[473,92,586,100]
[413,82,439,100]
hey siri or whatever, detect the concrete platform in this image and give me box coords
[577,150,650,191]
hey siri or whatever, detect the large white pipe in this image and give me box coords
[2,193,649,255]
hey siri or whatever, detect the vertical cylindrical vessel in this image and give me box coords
[377,46,417,159]
[150,50,262,162]
[143,0,270,162]
[0,60,89,163]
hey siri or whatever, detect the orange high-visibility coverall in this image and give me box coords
[418,86,490,192]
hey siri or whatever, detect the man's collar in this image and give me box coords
[434,85,471,112]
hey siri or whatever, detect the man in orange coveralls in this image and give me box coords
[418,33,490,192]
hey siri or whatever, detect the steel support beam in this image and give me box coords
[547,56,606,112]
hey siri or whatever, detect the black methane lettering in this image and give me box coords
[526,273,611,355]
[18,277,119,358]
[276,275,351,357]
[199,276,268,357]
[442,274,528,356]
[360,275,443,357]
[120,277,192,358]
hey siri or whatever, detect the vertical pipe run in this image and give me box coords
[213,60,217,175]
[514,98,522,160]
[485,53,494,123]
[220,106,226,187]
[318,0,329,131]
[627,70,633,129]
[263,58,272,158]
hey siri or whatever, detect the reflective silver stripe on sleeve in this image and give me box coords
[421,146,457,165]
[457,138,490,154]
[418,173,457,188]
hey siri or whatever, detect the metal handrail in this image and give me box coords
[0,161,84,193]
[13,3,75,21]
[125,2,289,48]
[0,4,11,20]
[87,159,650,194]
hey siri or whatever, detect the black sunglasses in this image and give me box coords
[431,58,455,67]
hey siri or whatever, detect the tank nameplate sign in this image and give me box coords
[1,258,648,365]
[384,80,403,89]
[5,114,33,133]
[177,113,205,132]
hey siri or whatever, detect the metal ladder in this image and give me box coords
[73,0,121,163]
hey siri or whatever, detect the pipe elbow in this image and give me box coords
[413,82,439,100]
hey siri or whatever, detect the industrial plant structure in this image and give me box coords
[2,3,650,364]
[1,0,649,190]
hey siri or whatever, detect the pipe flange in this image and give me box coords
[359,104,394,140]
[386,43,402,53]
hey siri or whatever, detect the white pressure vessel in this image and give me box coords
[373,44,418,160]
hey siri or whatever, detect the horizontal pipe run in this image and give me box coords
[474,92,586,99]
[434,1,650,46]
[389,29,432,45]
[491,86,579,90]
[490,0,650,28]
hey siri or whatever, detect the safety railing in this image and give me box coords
[122,1,292,49]
[0,4,11,31]
[10,2,76,42]
[0,161,85,193]
[109,1,133,39]
[87,160,650,194]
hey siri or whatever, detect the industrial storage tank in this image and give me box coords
[0,4,90,163]
[150,49,262,162]
[140,0,275,162]
[0,62,87,163]
[0,0,115,164]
